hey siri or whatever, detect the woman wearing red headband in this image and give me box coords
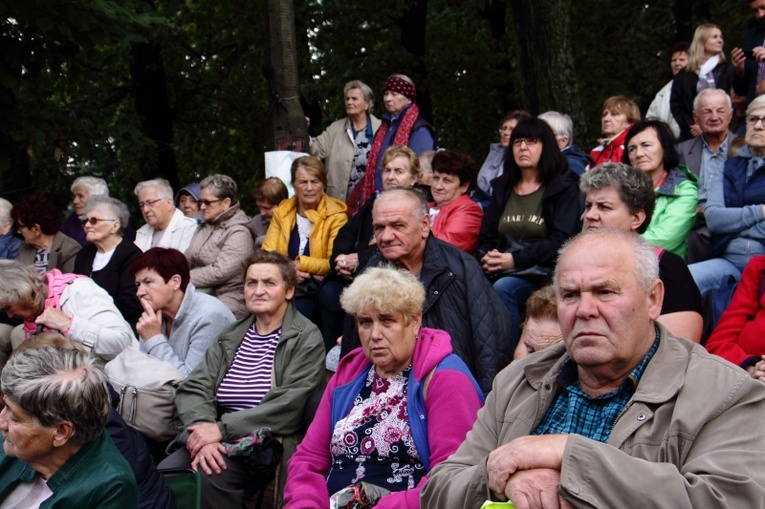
[347,74,436,214]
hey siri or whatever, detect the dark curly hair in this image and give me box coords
[11,195,62,235]
[431,150,478,190]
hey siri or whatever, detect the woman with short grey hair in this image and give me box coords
[310,80,382,201]
[0,198,21,260]
[186,174,255,318]
[0,337,138,505]
[62,176,109,247]
[74,196,143,326]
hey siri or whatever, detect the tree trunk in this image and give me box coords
[508,0,584,135]
[130,41,179,191]
[264,0,306,152]
[0,133,31,202]
[399,0,432,123]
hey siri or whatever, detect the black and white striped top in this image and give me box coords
[216,325,281,413]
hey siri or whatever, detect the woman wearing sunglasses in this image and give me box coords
[73,196,143,327]
[185,174,255,319]
[477,118,581,353]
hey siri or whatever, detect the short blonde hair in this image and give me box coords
[291,156,328,189]
[602,96,641,124]
[0,260,44,314]
[340,266,425,324]
[381,146,422,182]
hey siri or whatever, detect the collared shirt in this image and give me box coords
[531,329,661,443]
[699,134,730,204]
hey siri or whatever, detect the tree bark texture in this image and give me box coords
[265,0,307,152]
[508,0,584,135]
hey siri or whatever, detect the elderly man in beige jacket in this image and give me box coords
[422,229,765,509]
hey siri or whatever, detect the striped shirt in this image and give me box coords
[216,325,281,413]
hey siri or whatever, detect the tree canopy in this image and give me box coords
[0,0,754,217]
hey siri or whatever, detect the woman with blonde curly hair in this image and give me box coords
[284,266,484,508]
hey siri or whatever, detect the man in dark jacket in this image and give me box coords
[341,187,515,394]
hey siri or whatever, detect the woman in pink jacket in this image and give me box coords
[283,267,483,508]
[428,150,484,254]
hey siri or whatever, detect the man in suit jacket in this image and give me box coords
[678,89,735,262]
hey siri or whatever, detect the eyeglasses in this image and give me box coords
[746,115,765,127]
[138,198,163,209]
[81,217,117,226]
[200,199,221,207]
[499,126,514,133]
[16,223,27,230]
[512,137,541,147]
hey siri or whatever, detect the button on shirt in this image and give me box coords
[532,329,661,443]
[699,135,729,204]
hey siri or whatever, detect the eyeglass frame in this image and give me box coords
[511,137,541,147]
[80,217,117,226]
[137,198,165,210]
[200,198,222,207]
[746,115,765,128]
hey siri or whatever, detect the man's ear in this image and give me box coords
[647,279,664,321]
[420,214,431,238]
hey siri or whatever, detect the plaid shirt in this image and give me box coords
[532,328,661,443]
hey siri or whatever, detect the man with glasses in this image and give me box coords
[133,178,198,253]
[688,94,765,295]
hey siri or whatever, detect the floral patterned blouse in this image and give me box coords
[325,365,425,496]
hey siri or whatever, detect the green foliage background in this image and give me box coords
[0,0,755,219]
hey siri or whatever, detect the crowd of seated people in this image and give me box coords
[9,16,765,504]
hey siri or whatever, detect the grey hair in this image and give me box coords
[0,198,12,228]
[538,111,574,146]
[200,174,238,204]
[2,343,110,446]
[554,229,659,292]
[579,162,655,234]
[0,260,44,313]
[84,196,130,236]
[134,178,174,200]
[693,88,732,113]
[340,265,425,324]
[71,176,109,197]
[375,187,428,223]
[344,80,375,113]
[748,95,765,116]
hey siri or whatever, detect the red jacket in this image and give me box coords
[706,256,765,367]
[429,194,483,255]
[589,125,633,168]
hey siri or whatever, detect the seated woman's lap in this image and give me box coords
[689,258,742,297]
[492,276,538,345]
[158,447,254,507]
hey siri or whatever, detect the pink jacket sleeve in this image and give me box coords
[431,195,484,255]
[283,379,336,509]
[706,256,765,366]
[375,369,484,509]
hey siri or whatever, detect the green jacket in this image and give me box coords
[643,164,698,258]
[174,302,325,443]
[0,431,137,508]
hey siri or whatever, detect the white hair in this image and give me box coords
[693,89,732,113]
[538,111,574,146]
[134,178,173,200]
[71,176,109,197]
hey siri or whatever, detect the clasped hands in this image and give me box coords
[486,435,573,509]
[481,250,514,275]
[186,423,227,476]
